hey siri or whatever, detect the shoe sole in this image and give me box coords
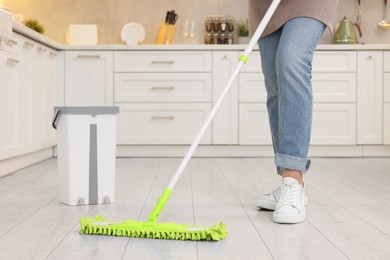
[273,212,306,224]
[256,196,308,211]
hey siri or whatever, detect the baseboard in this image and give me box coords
[0,148,54,178]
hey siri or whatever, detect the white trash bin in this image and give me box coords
[52,106,119,206]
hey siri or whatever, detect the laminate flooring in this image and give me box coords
[0,157,389,260]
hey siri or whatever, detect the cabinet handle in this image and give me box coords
[151,86,175,91]
[38,47,47,52]
[24,41,34,48]
[77,55,100,59]
[6,58,20,65]
[151,116,175,120]
[6,39,18,46]
[151,60,175,65]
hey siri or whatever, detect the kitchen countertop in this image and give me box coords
[12,22,390,51]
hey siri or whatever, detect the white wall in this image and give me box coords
[3,0,390,44]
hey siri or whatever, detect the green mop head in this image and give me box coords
[80,189,228,241]
[80,215,228,241]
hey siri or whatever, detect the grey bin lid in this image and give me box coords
[54,106,119,116]
[52,107,119,129]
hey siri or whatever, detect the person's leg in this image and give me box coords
[257,18,326,223]
[275,17,325,179]
[272,17,326,223]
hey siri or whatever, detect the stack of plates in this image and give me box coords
[121,23,145,45]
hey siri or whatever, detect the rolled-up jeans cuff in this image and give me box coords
[275,152,311,176]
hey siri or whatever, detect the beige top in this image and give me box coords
[248,0,339,38]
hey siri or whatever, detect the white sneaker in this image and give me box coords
[257,182,308,211]
[256,186,281,210]
[273,177,306,224]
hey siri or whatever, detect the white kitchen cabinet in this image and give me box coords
[0,33,58,161]
[357,51,383,144]
[65,51,113,106]
[212,51,239,144]
[117,103,211,145]
[114,51,212,145]
[0,50,19,160]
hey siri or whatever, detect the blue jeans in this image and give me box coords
[258,18,326,175]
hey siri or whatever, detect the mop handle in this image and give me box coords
[148,0,281,224]
[168,0,281,191]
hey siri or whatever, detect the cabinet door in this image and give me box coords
[117,103,212,145]
[16,36,34,152]
[239,103,271,145]
[357,51,383,144]
[0,51,19,159]
[312,104,356,145]
[65,51,113,106]
[45,50,58,146]
[212,51,239,144]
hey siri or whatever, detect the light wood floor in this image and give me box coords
[0,157,390,260]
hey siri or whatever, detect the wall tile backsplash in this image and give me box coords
[3,0,390,44]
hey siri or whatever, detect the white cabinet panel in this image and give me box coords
[0,51,19,159]
[65,51,113,106]
[384,51,390,72]
[239,73,266,102]
[114,73,212,102]
[114,51,212,72]
[312,104,356,145]
[384,104,390,145]
[312,51,357,72]
[212,51,239,144]
[239,72,356,103]
[117,103,211,145]
[239,103,271,145]
[312,73,356,102]
[16,35,34,151]
[385,73,390,102]
[357,51,383,144]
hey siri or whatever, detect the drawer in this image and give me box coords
[117,103,211,145]
[312,51,356,72]
[114,73,212,102]
[239,73,266,102]
[239,103,271,145]
[240,51,262,72]
[312,73,356,102]
[385,51,390,72]
[239,72,357,103]
[311,103,356,145]
[385,73,390,102]
[115,51,212,72]
[384,104,390,145]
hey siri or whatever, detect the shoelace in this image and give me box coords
[279,182,297,206]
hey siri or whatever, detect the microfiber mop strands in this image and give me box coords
[80,215,228,241]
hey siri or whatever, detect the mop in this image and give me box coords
[80,0,281,241]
